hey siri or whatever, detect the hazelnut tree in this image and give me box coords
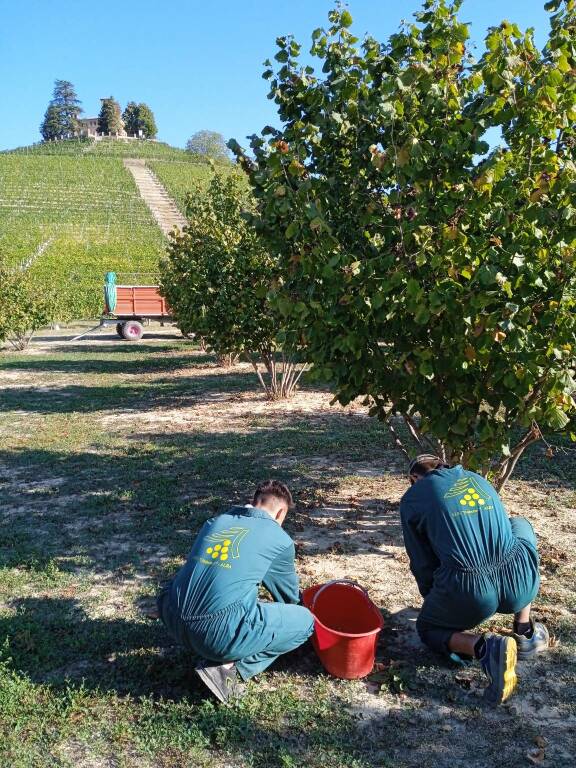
[160,173,306,399]
[230,0,576,487]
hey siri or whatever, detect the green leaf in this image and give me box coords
[341,10,353,28]
[548,407,570,431]
[285,221,299,239]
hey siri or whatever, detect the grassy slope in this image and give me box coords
[4,138,200,161]
[0,140,210,318]
[0,332,574,768]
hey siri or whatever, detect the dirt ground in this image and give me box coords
[0,325,574,768]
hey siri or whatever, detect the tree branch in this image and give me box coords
[385,412,411,461]
[493,422,542,491]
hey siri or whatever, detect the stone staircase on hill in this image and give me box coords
[123,158,187,236]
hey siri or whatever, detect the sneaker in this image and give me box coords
[478,634,517,704]
[194,660,241,703]
[513,621,550,661]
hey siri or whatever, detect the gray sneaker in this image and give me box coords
[513,621,550,661]
[194,660,241,703]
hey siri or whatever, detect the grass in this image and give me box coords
[147,161,214,213]
[2,138,94,156]
[0,332,574,768]
[3,138,209,162]
[0,154,165,317]
[0,140,221,320]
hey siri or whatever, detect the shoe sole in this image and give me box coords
[484,637,517,705]
[517,637,551,662]
[194,666,228,703]
[496,637,518,704]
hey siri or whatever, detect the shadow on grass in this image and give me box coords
[0,372,262,413]
[0,410,402,573]
[0,597,374,768]
[31,332,185,344]
[0,350,214,376]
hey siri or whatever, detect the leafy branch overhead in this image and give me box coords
[229,0,576,486]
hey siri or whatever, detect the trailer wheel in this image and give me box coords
[116,323,124,337]
[121,320,144,341]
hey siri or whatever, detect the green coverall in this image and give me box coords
[400,465,540,654]
[157,505,314,680]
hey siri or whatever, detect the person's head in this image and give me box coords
[252,480,293,525]
[408,454,449,485]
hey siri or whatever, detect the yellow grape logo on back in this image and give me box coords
[444,477,487,511]
[204,527,248,562]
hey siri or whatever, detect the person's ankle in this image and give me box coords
[474,635,487,660]
[513,620,533,638]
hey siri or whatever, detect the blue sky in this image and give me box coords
[0,0,551,151]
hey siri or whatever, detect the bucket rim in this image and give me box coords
[302,584,384,639]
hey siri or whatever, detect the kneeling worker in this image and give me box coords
[400,455,550,704]
[157,480,314,702]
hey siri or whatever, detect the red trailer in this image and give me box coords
[69,276,177,343]
[106,285,171,340]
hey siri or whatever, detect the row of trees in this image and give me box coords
[163,0,576,487]
[40,80,157,140]
[97,97,157,138]
[38,80,227,151]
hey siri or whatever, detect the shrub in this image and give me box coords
[160,173,305,398]
[0,259,54,350]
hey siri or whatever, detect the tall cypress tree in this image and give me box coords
[98,97,123,135]
[39,79,82,140]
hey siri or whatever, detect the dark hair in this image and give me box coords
[408,454,449,478]
[253,480,293,509]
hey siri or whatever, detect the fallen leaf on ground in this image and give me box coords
[526,747,545,765]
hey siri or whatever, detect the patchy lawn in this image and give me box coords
[0,327,574,768]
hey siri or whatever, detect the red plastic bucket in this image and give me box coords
[302,580,384,679]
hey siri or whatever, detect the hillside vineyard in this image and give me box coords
[0,139,212,319]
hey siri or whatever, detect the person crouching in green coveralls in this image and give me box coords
[157,480,314,702]
[400,455,550,704]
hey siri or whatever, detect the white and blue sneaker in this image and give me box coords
[513,621,550,661]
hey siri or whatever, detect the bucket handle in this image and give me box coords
[310,579,370,612]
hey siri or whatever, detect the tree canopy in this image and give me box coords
[229,0,576,486]
[160,173,305,398]
[98,97,123,135]
[122,102,158,138]
[40,79,82,140]
[186,130,230,161]
[0,258,54,350]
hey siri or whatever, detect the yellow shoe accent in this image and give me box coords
[501,637,518,703]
